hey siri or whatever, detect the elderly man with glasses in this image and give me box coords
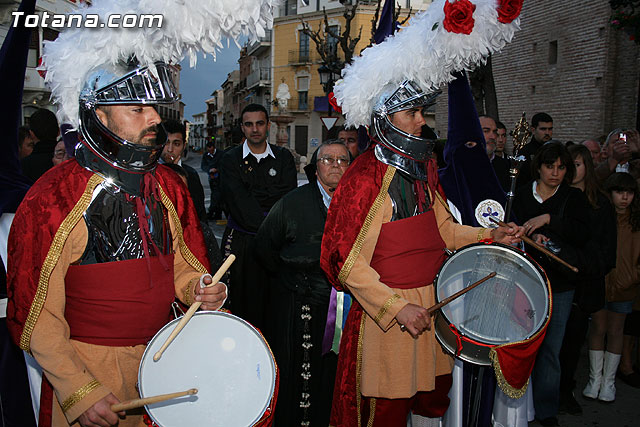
[255,139,351,427]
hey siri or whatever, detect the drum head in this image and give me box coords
[139,311,276,427]
[435,243,549,365]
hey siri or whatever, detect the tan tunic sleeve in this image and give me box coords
[29,222,112,423]
[344,196,408,331]
[30,208,207,423]
[168,216,207,306]
[343,189,489,332]
[433,192,488,249]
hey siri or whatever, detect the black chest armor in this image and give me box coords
[79,183,172,264]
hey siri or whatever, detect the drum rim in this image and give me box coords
[434,242,550,347]
[138,311,277,427]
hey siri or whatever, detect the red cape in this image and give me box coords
[320,147,391,290]
[6,160,210,351]
[320,146,445,290]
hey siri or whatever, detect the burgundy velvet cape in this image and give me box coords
[6,159,210,350]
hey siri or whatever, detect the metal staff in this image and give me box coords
[504,113,532,221]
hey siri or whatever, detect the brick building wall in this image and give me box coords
[435,1,640,151]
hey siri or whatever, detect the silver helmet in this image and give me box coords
[370,80,440,162]
[76,61,179,177]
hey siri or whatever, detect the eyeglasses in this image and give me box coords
[54,149,67,159]
[318,157,350,166]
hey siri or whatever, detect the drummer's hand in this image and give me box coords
[196,275,227,310]
[78,393,124,427]
[490,221,525,245]
[522,214,550,236]
[395,303,432,339]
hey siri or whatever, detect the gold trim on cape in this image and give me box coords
[356,313,367,427]
[158,187,208,275]
[338,166,396,285]
[367,397,377,427]
[20,174,104,351]
[61,379,101,413]
[489,350,529,399]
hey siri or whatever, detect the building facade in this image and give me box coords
[271,0,430,156]
[221,70,242,147]
[189,111,207,151]
[0,0,83,124]
[434,0,640,149]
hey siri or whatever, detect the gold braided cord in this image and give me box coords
[20,174,104,351]
[477,228,486,241]
[61,379,101,413]
[356,314,366,427]
[338,166,396,285]
[158,187,208,274]
[374,294,401,324]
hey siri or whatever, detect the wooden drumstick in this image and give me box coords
[153,254,236,362]
[426,271,496,314]
[488,217,579,273]
[111,388,198,412]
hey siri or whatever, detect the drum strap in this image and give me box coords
[448,322,494,357]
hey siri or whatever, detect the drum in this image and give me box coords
[139,311,277,426]
[434,243,550,366]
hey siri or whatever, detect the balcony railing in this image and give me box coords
[288,50,315,65]
[247,31,271,55]
[287,96,311,112]
[247,67,271,88]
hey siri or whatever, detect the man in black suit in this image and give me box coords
[160,120,207,220]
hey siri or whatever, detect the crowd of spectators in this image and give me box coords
[8,104,640,426]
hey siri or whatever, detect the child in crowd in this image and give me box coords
[584,172,640,402]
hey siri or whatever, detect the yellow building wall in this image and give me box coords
[272,9,377,114]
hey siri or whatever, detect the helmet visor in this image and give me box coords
[96,63,179,105]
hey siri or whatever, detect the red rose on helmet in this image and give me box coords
[497,0,523,24]
[443,0,477,35]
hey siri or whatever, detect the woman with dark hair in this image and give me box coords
[513,141,590,427]
[558,144,617,414]
[583,172,640,402]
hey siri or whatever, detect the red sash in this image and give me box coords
[64,255,175,346]
[371,210,447,289]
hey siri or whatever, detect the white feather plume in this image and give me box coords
[334,0,520,128]
[43,0,278,127]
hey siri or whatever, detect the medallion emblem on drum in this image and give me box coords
[474,199,505,228]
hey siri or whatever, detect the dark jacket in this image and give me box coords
[182,163,206,221]
[515,137,545,189]
[571,192,617,312]
[254,149,330,303]
[201,148,223,181]
[491,154,511,192]
[20,139,57,183]
[219,144,297,233]
[513,182,591,292]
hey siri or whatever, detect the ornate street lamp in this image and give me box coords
[318,64,341,116]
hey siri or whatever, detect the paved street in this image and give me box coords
[182,151,640,426]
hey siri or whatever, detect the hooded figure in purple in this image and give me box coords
[438,71,509,228]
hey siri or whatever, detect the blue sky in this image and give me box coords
[179,38,245,122]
